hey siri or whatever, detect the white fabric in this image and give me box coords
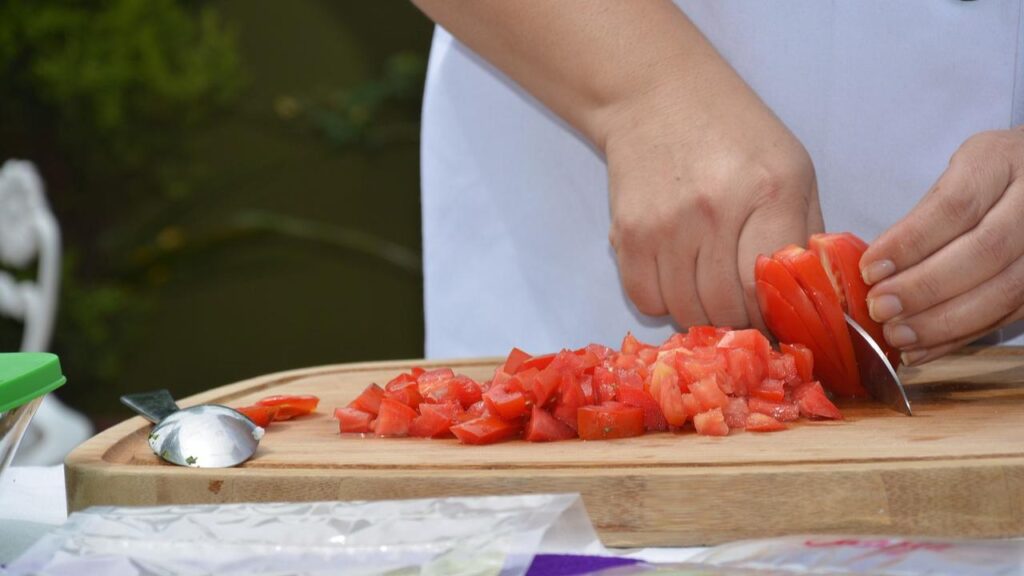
[421,0,1024,358]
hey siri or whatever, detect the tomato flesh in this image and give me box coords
[450,415,521,445]
[577,402,645,440]
[335,407,373,433]
[256,395,319,420]
[237,404,279,428]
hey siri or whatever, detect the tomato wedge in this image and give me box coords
[255,395,319,420]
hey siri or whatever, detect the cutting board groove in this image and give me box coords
[65,348,1024,546]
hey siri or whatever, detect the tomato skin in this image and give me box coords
[375,398,418,437]
[577,402,645,440]
[348,384,385,416]
[524,405,576,442]
[693,408,730,436]
[256,395,319,420]
[450,415,521,445]
[335,407,373,433]
[237,404,279,428]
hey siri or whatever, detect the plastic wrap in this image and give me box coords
[596,535,1024,575]
[4,493,604,576]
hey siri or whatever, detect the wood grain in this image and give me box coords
[65,348,1024,546]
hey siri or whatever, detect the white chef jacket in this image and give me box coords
[420,0,1024,358]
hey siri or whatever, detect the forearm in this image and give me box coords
[412,0,739,150]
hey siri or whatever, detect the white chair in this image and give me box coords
[0,159,93,465]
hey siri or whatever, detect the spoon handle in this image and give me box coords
[120,390,180,423]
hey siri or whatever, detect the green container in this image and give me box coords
[0,353,67,478]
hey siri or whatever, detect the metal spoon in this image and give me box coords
[120,390,263,468]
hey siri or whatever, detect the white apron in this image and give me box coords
[421,0,1024,358]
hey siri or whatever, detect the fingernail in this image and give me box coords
[885,323,918,348]
[901,350,927,366]
[862,260,895,284]
[868,294,903,323]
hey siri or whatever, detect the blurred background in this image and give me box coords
[0,0,434,430]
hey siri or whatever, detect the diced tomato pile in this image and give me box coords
[336,328,842,445]
[236,395,320,428]
[755,232,899,398]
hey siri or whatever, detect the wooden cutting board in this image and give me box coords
[65,347,1024,547]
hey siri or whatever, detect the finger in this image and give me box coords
[881,251,1024,351]
[860,144,1012,285]
[695,220,748,328]
[738,199,810,333]
[657,240,710,328]
[900,303,1024,366]
[867,177,1024,323]
[615,245,668,317]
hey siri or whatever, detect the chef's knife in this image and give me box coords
[845,313,913,415]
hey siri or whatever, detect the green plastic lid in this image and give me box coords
[0,353,67,413]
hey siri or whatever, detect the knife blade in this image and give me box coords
[845,313,913,415]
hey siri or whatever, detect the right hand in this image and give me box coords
[599,65,824,331]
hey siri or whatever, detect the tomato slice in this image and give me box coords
[577,402,645,440]
[810,232,901,367]
[524,405,576,442]
[375,397,418,437]
[780,343,814,383]
[256,395,319,420]
[348,384,385,416]
[236,404,279,428]
[773,246,864,397]
[450,415,521,445]
[335,407,373,433]
[693,408,730,436]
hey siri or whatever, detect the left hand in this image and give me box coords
[859,127,1024,366]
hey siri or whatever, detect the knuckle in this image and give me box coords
[609,212,646,251]
[935,186,983,225]
[912,270,945,307]
[998,262,1024,311]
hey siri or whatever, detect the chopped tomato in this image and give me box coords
[348,384,385,416]
[751,378,786,402]
[793,381,844,420]
[255,395,319,420]
[375,398,418,437]
[722,397,750,429]
[747,397,800,422]
[335,407,373,433]
[745,412,787,432]
[553,374,587,430]
[689,375,730,412]
[483,379,527,420]
[409,403,459,438]
[693,408,730,436]
[519,352,556,373]
[236,404,279,428]
[617,386,668,431]
[621,332,643,355]
[450,415,521,445]
[502,347,532,374]
[524,405,577,442]
[577,402,645,440]
[531,366,562,408]
[781,343,814,383]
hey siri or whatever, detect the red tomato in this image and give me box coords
[617,386,668,432]
[519,352,556,373]
[335,407,373,433]
[689,375,730,412]
[781,343,814,383]
[409,402,459,438]
[531,366,562,408]
[717,328,771,364]
[693,408,730,436]
[375,398,418,437]
[483,379,527,420]
[793,381,844,420]
[745,412,787,432]
[502,347,532,374]
[553,374,587,430]
[593,366,619,404]
[680,392,701,419]
[450,415,521,445]
[747,397,800,422]
[773,245,864,397]
[621,332,643,355]
[722,397,749,429]
[348,384,385,416]
[256,395,320,420]
[577,402,645,440]
[686,325,724,348]
[724,347,762,397]
[524,405,576,442]
[810,233,901,368]
[751,378,786,402]
[236,404,279,428]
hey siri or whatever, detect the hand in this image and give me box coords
[603,72,823,330]
[860,128,1024,365]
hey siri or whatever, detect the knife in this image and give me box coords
[845,314,913,415]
